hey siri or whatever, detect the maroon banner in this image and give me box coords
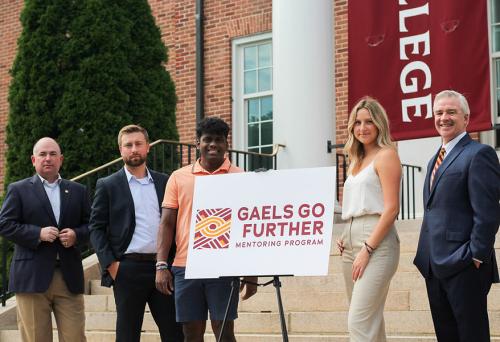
[348,0,491,141]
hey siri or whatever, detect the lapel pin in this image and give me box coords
[65,189,69,193]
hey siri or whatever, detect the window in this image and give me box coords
[491,1,500,148]
[232,34,273,168]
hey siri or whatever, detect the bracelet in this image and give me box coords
[364,244,373,256]
[155,261,168,267]
[364,241,375,255]
[156,264,169,271]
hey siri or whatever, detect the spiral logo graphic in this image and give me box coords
[193,208,232,249]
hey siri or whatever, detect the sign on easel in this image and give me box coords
[185,167,336,279]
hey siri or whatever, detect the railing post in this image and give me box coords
[179,143,183,169]
[335,154,340,202]
[406,166,410,220]
[401,175,405,220]
[412,167,416,219]
[2,238,7,306]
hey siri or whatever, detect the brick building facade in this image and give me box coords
[0,1,23,191]
[2,0,326,190]
[0,1,489,194]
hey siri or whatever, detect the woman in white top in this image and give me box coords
[337,97,402,341]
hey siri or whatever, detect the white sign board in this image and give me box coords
[185,167,336,279]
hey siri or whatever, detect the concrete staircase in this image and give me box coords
[0,219,499,341]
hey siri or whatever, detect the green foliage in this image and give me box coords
[6,0,177,185]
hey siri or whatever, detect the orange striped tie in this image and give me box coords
[430,147,446,188]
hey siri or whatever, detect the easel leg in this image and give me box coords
[217,277,239,342]
[273,276,289,342]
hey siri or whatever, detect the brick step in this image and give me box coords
[254,273,424,293]
[88,273,421,297]
[9,329,500,342]
[84,290,408,313]
[287,311,500,335]
[82,287,500,313]
[3,329,500,342]
[205,333,500,342]
[89,270,500,297]
[4,310,498,336]
[244,287,500,312]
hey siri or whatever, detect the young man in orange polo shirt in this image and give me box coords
[156,117,257,341]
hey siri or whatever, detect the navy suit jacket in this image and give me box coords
[414,134,500,281]
[89,168,174,287]
[0,175,90,294]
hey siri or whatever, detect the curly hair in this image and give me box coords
[196,117,229,140]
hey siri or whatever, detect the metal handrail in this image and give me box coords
[71,140,286,182]
[400,163,422,219]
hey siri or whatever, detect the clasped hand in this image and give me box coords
[40,226,76,248]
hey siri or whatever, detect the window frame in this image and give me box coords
[231,33,273,152]
[488,0,500,149]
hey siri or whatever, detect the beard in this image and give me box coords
[124,154,147,167]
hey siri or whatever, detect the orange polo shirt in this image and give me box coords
[162,158,243,267]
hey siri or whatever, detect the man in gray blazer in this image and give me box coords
[89,125,182,342]
[0,137,90,342]
[414,90,500,342]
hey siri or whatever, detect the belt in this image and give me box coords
[122,253,157,262]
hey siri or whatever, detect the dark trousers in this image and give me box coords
[425,263,493,342]
[113,259,183,342]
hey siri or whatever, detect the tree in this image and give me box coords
[6,0,76,184]
[6,0,177,185]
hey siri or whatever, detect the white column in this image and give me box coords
[273,0,335,169]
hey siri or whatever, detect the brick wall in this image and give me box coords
[151,0,272,145]
[0,0,23,191]
[0,0,366,194]
[334,0,347,148]
[333,0,348,199]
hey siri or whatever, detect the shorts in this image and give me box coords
[171,266,239,322]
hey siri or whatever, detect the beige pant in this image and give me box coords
[341,214,400,342]
[16,268,86,342]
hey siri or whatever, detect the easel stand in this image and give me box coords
[218,276,290,342]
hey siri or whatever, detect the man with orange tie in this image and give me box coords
[414,90,500,342]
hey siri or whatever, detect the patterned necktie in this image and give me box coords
[430,147,446,188]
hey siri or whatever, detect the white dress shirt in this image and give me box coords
[124,167,161,254]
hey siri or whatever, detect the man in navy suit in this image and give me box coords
[89,125,182,342]
[0,137,90,342]
[414,90,500,342]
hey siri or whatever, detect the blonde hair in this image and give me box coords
[117,124,149,146]
[344,97,395,174]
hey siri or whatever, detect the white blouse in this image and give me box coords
[341,161,385,220]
